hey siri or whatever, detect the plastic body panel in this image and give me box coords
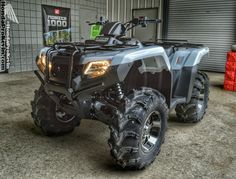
[37,44,209,109]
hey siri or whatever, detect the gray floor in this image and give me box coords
[0,72,236,179]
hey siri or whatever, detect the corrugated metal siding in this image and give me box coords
[168,0,236,72]
[107,0,162,37]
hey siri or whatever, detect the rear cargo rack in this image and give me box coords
[143,39,204,48]
[157,39,189,43]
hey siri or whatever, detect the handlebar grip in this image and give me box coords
[146,19,162,23]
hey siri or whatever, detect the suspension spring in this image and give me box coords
[116,83,124,99]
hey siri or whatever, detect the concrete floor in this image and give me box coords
[0,72,236,179]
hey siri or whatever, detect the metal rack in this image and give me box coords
[43,42,139,89]
[144,39,204,48]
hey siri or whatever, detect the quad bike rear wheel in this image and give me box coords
[175,71,209,123]
[31,86,80,136]
[108,88,168,169]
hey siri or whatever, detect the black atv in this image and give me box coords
[31,17,210,169]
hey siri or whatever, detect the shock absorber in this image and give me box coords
[116,83,124,100]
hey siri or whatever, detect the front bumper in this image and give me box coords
[34,69,120,120]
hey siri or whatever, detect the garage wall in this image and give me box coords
[167,0,236,72]
[106,0,162,37]
[8,0,162,73]
[8,0,106,73]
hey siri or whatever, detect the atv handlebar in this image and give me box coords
[145,19,162,23]
[131,17,161,25]
[87,16,162,37]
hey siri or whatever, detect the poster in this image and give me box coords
[42,5,71,46]
[90,24,102,40]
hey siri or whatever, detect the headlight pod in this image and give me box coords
[84,60,111,78]
[36,48,51,74]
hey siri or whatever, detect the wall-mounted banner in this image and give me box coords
[42,5,71,46]
[0,1,19,73]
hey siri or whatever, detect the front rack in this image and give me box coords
[52,42,140,51]
[44,42,140,89]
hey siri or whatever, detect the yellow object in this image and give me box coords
[90,25,102,40]
[84,60,111,78]
[37,55,52,74]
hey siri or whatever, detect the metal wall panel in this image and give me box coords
[168,0,236,72]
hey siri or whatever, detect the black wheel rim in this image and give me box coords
[141,111,162,153]
[55,105,75,123]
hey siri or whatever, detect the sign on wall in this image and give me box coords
[0,1,19,73]
[42,5,71,46]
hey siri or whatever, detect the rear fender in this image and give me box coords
[184,47,209,67]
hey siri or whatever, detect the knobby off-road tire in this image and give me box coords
[31,86,80,136]
[108,88,168,169]
[175,71,209,123]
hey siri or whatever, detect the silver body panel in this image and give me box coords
[81,46,209,70]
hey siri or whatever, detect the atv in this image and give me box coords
[31,16,210,169]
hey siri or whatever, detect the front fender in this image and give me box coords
[113,46,171,82]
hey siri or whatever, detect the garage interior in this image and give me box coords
[0,0,236,178]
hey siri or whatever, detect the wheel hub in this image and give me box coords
[141,111,161,153]
[55,105,75,123]
[197,85,206,112]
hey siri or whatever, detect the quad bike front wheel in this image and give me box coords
[31,86,81,136]
[108,88,168,169]
[175,71,209,123]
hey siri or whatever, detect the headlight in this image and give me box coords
[84,60,111,78]
[36,48,51,74]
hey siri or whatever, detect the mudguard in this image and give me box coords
[184,47,209,67]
